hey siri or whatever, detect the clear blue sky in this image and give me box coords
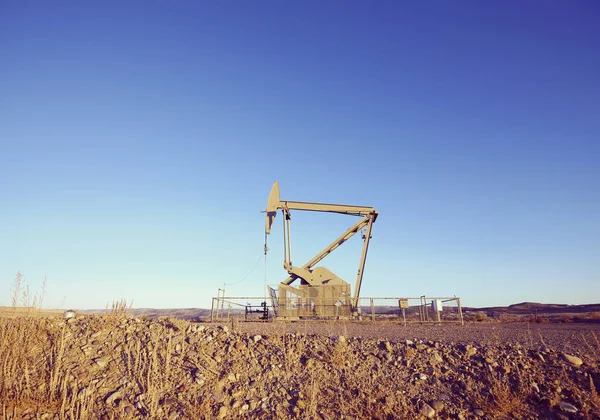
[1,1,598,309]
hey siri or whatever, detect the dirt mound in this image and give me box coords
[1,315,599,419]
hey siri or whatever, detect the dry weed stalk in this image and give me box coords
[590,376,600,409]
[106,298,134,317]
[10,272,23,309]
[592,331,600,354]
[9,272,49,313]
[0,317,68,417]
[472,373,528,418]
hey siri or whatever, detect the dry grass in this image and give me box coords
[0,317,65,417]
[590,376,600,412]
[1,312,599,419]
[0,307,63,319]
[0,314,216,419]
[105,298,134,317]
[472,374,529,419]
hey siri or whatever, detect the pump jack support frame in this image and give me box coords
[264,181,378,314]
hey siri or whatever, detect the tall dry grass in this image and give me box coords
[8,272,47,313]
[1,309,599,419]
[0,314,218,419]
[0,317,67,418]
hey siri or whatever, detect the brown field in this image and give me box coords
[0,309,599,419]
[230,320,600,354]
[0,306,63,319]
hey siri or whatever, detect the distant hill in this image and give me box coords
[77,307,213,320]
[5,302,598,321]
[70,302,600,319]
[463,302,600,315]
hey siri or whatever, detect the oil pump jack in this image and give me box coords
[264,182,378,319]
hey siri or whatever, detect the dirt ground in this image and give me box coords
[2,315,599,419]
[225,321,600,355]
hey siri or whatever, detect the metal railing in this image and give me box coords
[210,295,463,324]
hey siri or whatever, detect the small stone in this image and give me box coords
[406,339,414,345]
[227,373,237,382]
[431,400,445,411]
[473,408,484,416]
[94,357,109,368]
[78,388,90,399]
[561,353,583,367]
[465,345,477,357]
[105,390,122,405]
[418,373,428,380]
[419,403,435,418]
[430,351,443,364]
[253,335,262,343]
[558,401,578,413]
[218,405,227,419]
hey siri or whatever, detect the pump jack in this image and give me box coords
[265,182,378,319]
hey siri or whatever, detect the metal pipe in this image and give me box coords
[286,215,292,265]
[352,217,374,309]
[282,210,288,264]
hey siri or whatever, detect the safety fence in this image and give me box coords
[210,295,463,324]
[356,296,463,324]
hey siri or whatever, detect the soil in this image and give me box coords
[229,320,600,355]
[1,315,599,420]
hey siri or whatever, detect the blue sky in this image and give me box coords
[1,1,598,309]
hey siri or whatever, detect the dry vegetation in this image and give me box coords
[0,310,599,420]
